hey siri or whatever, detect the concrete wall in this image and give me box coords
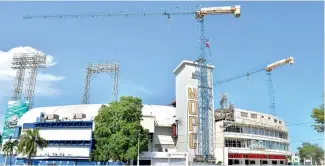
[234,109,288,131]
[38,129,92,141]
[141,116,155,133]
[224,132,289,144]
[174,62,193,154]
[173,60,214,161]
[174,61,198,157]
[140,152,188,166]
[36,146,90,157]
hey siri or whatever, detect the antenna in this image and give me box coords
[220,93,228,109]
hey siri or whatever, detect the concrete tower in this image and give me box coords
[173,60,215,162]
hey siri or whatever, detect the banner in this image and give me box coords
[2,100,29,140]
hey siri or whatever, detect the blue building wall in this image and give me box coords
[15,120,125,166]
[30,159,123,166]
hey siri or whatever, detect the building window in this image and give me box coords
[279,121,282,124]
[226,126,242,133]
[241,112,248,117]
[274,119,277,123]
[268,117,271,120]
[261,115,264,118]
[251,114,257,119]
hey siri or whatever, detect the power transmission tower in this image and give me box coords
[11,52,47,109]
[23,6,240,162]
[81,61,119,104]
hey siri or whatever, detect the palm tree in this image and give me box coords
[2,137,19,166]
[17,128,47,165]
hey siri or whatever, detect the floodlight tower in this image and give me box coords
[81,61,119,104]
[23,5,240,162]
[11,52,47,109]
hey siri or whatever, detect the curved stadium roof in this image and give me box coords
[18,104,177,126]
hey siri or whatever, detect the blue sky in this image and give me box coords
[0,1,323,152]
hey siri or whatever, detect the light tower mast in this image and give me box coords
[81,61,119,104]
[11,52,47,109]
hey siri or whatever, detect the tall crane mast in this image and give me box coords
[214,57,294,116]
[23,6,241,162]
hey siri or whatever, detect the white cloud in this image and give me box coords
[0,46,65,101]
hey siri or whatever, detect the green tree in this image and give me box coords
[91,96,149,163]
[286,155,292,162]
[298,142,324,165]
[311,104,324,133]
[17,128,47,165]
[2,137,19,166]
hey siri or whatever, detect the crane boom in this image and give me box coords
[214,68,265,85]
[22,5,241,163]
[214,57,295,85]
[214,57,294,116]
[23,6,240,20]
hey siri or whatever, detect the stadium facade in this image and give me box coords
[1,60,291,165]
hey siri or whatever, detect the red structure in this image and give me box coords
[229,153,286,160]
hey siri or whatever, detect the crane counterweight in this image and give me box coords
[196,5,241,19]
[266,56,294,72]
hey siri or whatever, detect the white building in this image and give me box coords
[2,60,291,165]
[214,108,291,165]
[5,104,187,165]
[290,153,300,165]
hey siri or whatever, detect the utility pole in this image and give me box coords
[137,133,140,166]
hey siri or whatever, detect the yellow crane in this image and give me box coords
[214,57,294,116]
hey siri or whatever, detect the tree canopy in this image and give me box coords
[311,104,324,133]
[17,128,47,165]
[298,142,324,165]
[91,96,149,163]
[2,138,19,166]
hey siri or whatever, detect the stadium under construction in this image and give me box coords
[0,4,296,166]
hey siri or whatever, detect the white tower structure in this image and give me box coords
[173,60,215,162]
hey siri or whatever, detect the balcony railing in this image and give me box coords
[47,140,91,146]
[23,121,93,129]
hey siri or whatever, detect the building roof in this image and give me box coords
[18,104,176,126]
[232,108,286,123]
[173,60,215,74]
[168,99,176,107]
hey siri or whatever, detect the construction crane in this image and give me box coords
[23,5,241,162]
[214,57,294,116]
